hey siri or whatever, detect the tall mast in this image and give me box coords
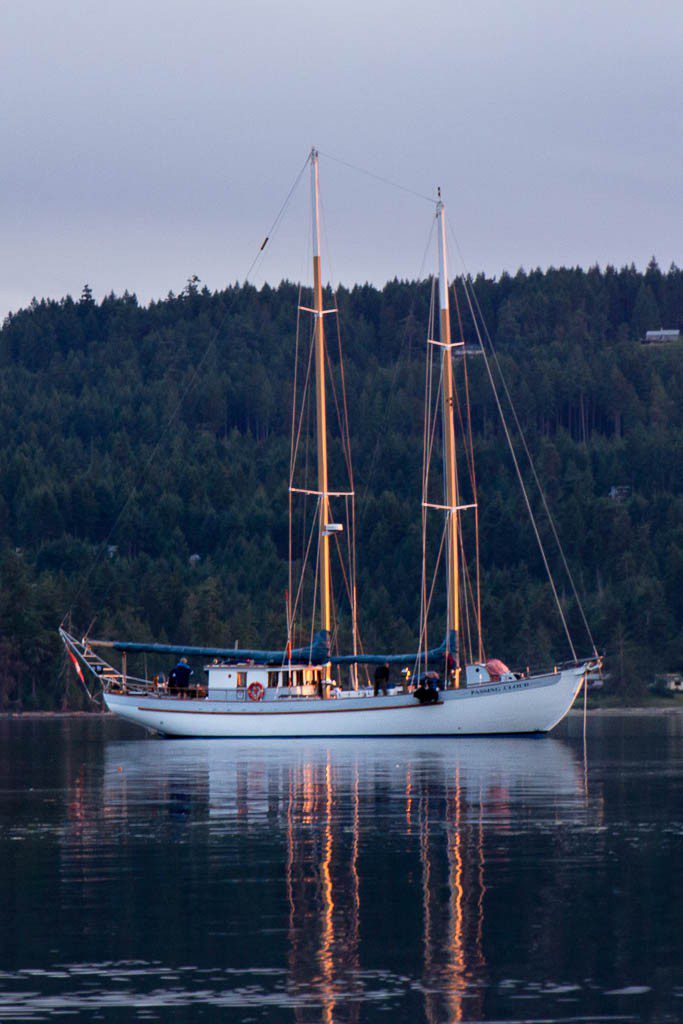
[437,195,460,684]
[310,148,332,645]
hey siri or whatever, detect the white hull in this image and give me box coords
[103,665,586,738]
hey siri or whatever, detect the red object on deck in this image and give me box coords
[485,658,510,682]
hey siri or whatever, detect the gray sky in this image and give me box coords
[1,0,681,319]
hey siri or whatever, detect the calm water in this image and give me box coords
[0,713,681,1023]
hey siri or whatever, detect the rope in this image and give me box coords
[452,280,483,660]
[243,154,311,283]
[288,282,304,650]
[459,276,577,659]
[289,502,319,644]
[418,284,437,673]
[448,221,597,659]
[309,499,322,656]
[318,150,437,206]
[357,219,436,522]
[63,152,310,629]
[415,520,448,680]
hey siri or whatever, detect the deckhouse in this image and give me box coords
[206,662,324,701]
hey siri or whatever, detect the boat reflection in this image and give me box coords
[92,736,590,1022]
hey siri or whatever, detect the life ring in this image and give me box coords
[247,682,264,702]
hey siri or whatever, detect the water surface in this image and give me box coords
[0,712,681,1022]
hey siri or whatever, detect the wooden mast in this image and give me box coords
[436,194,460,686]
[310,148,332,651]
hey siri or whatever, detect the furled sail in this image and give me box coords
[88,629,457,668]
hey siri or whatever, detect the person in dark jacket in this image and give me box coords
[413,672,440,705]
[374,662,390,696]
[169,657,193,694]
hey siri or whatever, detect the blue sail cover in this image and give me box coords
[332,631,457,666]
[101,630,457,667]
[107,632,332,665]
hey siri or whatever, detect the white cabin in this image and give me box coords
[206,662,324,701]
[465,663,518,686]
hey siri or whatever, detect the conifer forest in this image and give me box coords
[0,260,681,708]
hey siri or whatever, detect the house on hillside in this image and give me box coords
[654,673,683,693]
[609,485,631,502]
[642,328,680,345]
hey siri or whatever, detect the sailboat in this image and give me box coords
[60,148,598,737]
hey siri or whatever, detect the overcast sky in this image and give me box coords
[0,0,680,319]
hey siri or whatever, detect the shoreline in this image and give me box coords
[568,705,683,716]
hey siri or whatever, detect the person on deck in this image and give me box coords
[413,672,440,705]
[169,657,193,696]
[374,662,390,696]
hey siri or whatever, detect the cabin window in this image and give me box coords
[237,671,247,688]
[268,671,278,688]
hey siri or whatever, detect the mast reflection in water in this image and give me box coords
[2,716,682,1022]
[97,735,586,1022]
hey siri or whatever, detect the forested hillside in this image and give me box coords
[0,261,681,708]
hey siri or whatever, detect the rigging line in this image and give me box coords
[332,297,356,489]
[357,219,436,521]
[416,518,448,680]
[418,281,439,675]
[426,279,444,480]
[426,343,444,491]
[332,530,356,642]
[290,212,314,649]
[289,284,304,481]
[447,221,596,657]
[289,506,319,641]
[290,318,316,484]
[63,154,310,629]
[318,175,362,491]
[460,278,577,660]
[330,506,355,608]
[343,494,354,684]
[289,282,305,644]
[348,495,363,687]
[473,279,598,654]
[458,522,478,666]
[316,188,355,502]
[418,297,433,669]
[243,152,311,284]
[309,500,322,657]
[459,348,484,661]
[458,522,472,664]
[318,150,437,206]
[290,223,316,483]
[465,271,593,655]
[323,342,348,477]
[451,282,478,494]
[450,341,483,660]
[300,339,313,643]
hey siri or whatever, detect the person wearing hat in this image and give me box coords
[169,657,193,696]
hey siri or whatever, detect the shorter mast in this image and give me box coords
[437,194,460,686]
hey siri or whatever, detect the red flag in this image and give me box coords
[68,649,84,683]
